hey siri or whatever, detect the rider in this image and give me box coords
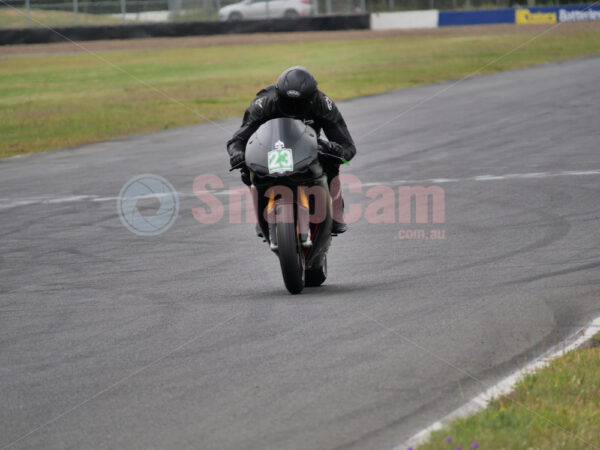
[226,66,357,234]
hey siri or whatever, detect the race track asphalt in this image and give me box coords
[1,55,599,450]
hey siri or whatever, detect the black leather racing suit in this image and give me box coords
[226,85,357,183]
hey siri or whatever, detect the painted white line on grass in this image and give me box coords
[399,315,600,449]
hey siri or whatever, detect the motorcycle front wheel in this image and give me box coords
[277,218,305,294]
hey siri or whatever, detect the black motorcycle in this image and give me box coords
[235,118,336,294]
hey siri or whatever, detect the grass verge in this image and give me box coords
[1,26,600,158]
[415,332,600,449]
[0,8,122,28]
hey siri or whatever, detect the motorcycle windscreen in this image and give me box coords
[245,118,318,177]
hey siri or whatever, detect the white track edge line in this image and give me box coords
[398,314,600,449]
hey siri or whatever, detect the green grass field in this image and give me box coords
[1,27,600,158]
[417,332,600,449]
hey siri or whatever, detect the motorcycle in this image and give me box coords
[232,118,337,294]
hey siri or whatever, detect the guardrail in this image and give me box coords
[1,3,599,45]
[0,14,370,44]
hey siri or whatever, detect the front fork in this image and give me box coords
[265,187,311,251]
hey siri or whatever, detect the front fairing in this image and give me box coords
[245,118,320,180]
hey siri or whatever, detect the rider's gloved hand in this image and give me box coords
[240,168,251,186]
[318,138,345,160]
[317,138,331,152]
[229,149,245,170]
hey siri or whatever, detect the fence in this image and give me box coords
[0,0,578,28]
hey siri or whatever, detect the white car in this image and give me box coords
[218,0,313,21]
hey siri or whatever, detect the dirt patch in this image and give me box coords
[2,21,600,56]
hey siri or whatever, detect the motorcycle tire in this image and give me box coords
[305,256,327,287]
[277,219,305,294]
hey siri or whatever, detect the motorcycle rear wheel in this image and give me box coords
[305,256,327,287]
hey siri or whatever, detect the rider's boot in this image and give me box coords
[329,176,347,235]
[255,224,264,238]
[332,206,347,234]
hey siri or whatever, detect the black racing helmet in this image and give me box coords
[275,66,318,117]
